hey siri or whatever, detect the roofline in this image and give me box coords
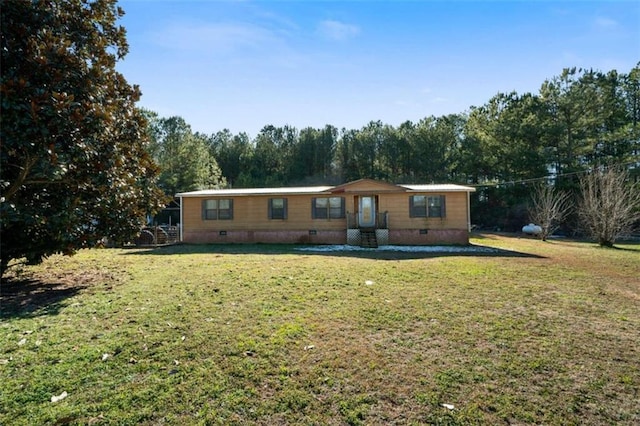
[175,186,334,197]
[176,181,476,197]
[400,184,476,192]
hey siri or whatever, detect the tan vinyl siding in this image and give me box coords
[182,194,350,233]
[183,191,468,232]
[179,180,474,244]
[379,192,468,230]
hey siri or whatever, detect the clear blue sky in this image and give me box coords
[117,0,640,138]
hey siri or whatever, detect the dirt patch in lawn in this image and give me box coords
[1,268,121,318]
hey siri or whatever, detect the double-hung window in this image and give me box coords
[202,199,233,220]
[312,197,345,219]
[409,195,446,218]
[427,196,444,217]
[268,198,288,220]
[410,195,428,217]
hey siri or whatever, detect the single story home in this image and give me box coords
[176,179,475,247]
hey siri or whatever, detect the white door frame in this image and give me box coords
[358,195,376,228]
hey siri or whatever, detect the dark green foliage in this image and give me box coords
[289,125,337,184]
[0,0,166,275]
[142,111,225,195]
[202,65,638,197]
[209,129,253,187]
[194,65,639,233]
[146,63,638,232]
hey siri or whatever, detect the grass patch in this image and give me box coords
[1,234,639,424]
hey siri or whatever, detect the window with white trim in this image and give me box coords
[409,195,446,218]
[202,199,233,220]
[268,198,288,220]
[312,197,345,219]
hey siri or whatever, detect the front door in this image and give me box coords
[358,196,376,228]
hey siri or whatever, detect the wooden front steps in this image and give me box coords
[360,229,378,248]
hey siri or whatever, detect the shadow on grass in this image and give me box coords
[121,243,545,260]
[473,231,640,252]
[611,244,640,253]
[0,277,87,320]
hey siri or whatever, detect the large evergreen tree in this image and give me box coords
[143,114,226,195]
[209,129,252,188]
[0,0,166,276]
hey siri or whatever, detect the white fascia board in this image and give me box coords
[175,186,334,198]
[401,184,476,192]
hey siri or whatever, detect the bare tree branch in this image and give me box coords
[528,184,573,241]
[579,167,640,247]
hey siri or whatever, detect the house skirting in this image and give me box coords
[389,229,469,245]
[182,230,346,245]
[183,228,468,245]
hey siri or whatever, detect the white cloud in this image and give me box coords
[150,21,279,53]
[317,20,360,41]
[594,16,618,29]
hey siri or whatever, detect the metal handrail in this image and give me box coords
[347,211,388,229]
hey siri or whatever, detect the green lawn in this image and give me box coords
[1,234,639,425]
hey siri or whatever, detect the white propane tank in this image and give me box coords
[522,223,542,235]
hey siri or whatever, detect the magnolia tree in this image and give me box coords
[578,167,640,247]
[1,0,166,276]
[528,184,573,241]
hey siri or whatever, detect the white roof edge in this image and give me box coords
[176,183,476,198]
[175,186,334,197]
[400,184,476,192]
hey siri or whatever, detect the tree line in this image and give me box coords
[148,65,640,233]
[3,0,637,278]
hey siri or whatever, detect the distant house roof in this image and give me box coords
[176,180,475,198]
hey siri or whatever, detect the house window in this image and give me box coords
[410,195,427,217]
[202,199,233,220]
[269,198,288,219]
[410,195,446,218]
[427,196,444,218]
[312,197,345,219]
